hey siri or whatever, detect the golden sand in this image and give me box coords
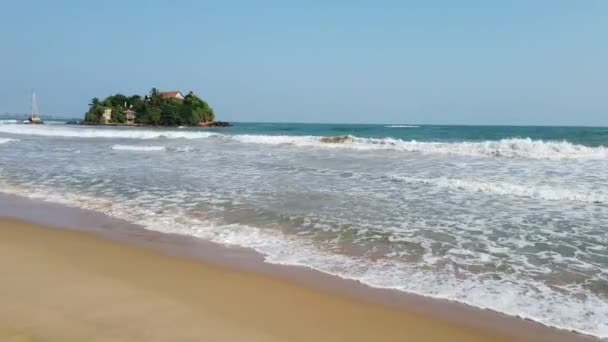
[0,217,535,341]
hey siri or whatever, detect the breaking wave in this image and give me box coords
[385,125,420,128]
[1,123,606,160]
[0,124,218,139]
[232,135,608,160]
[0,138,18,144]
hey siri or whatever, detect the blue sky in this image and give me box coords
[0,1,606,125]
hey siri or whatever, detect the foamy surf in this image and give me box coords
[0,181,606,339]
[0,138,18,144]
[232,135,608,160]
[111,145,166,152]
[385,125,420,128]
[1,121,607,339]
[386,175,608,204]
[0,124,218,140]
[1,123,606,160]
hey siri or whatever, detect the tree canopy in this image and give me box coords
[83,89,215,125]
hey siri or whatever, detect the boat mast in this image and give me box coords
[30,91,39,118]
[28,90,42,123]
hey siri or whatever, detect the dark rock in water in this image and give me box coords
[201,121,231,127]
[214,121,231,127]
[320,135,352,143]
[66,120,83,125]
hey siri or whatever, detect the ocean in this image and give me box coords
[1,121,607,337]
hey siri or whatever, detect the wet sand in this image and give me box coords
[0,217,524,342]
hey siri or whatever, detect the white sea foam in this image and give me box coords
[0,119,19,124]
[0,124,218,140]
[231,134,320,145]
[111,144,166,152]
[231,135,608,160]
[0,123,606,160]
[44,120,68,125]
[0,182,607,338]
[387,175,608,203]
[173,146,195,153]
[0,138,18,144]
[384,125,420,128]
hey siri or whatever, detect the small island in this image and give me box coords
[83,88,229,127]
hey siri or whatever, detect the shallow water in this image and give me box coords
[1,121,607,337]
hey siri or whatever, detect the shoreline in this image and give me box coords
[0,193,597,341]
[1,217,514,342]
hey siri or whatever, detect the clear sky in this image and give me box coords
[1,0,606,125]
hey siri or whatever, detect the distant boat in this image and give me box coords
[28,91,43,124]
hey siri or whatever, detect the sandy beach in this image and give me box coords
[2,2,607,340]
[0,217,527,342]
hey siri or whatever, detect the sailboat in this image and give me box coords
[28,91,43,124]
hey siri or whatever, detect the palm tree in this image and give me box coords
[89,97,100,108]
[148,88,160,105]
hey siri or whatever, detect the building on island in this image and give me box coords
[159,91,185,100]
[124,109,136,125]
[101,108,112,124]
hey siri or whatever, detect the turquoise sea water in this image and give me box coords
[1,120,607,337]
[224,122,608,146]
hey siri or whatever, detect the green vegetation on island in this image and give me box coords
[84,88,216,126]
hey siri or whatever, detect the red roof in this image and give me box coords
[159,91,183,99]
